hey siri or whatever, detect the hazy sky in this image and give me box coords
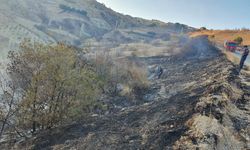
[97,0,250,29]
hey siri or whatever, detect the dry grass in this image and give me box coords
[222,50,240,64]
[93,50,150,96]
[190,30,250,45]
[190,30,250,66]
[119,62,150,96]
[127,62,149,86]
[110,40,182,58]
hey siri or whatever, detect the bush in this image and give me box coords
[200,27,207,30]
[209,35,215,38]
[234,36,243,45]
[59,4,87,16]
[127,62,149,89]
[94,51,149,96]
[1,42,150,137]
[7,42,102,133]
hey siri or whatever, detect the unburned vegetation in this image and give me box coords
[0,41,149,144]
[1,42,102,138]
[94,50,149,97]
[190,29,250,45]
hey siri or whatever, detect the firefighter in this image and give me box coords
[239,45,249,73]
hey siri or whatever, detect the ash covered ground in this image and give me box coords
[3,37,250,150]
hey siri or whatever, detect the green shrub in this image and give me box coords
[7,42,102,132]
[234,36,243,45]
[200,27,207,30]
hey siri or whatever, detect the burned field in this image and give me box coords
[4,37,250,150]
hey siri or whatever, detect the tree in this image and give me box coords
[7,42,102,133]
[200,27,207,30]
[234,37,243,45]
[0,73,21,138]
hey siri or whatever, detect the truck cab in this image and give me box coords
[224,41,238,52]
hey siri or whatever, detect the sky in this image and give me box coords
[97,0,250,29]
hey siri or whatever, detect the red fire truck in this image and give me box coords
[224,41,238,52]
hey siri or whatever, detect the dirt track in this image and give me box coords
[11,37,250,150]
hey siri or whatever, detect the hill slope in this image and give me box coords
[0,0,194,59]
[190,29,250,45]
[6,37,249,150]
[0,1,250,149]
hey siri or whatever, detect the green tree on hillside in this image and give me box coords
[7,42,102,133]
[200,27,207,30]
[234,36,243,45]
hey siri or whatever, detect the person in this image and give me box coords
[156,65,163,79]
[239,45,249,73]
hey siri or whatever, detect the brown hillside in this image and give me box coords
[190,30,250,45]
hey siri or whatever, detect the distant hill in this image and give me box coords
[0,0,194,59]
[190,29,250,45]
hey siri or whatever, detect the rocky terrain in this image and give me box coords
[1,36,247,150]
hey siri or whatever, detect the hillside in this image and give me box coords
[1,1,250,150]
[190,29,250,45]
[0,0,193,59]
[2,36,248,150]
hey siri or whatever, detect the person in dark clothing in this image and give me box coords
[157,65,163,79]
[239,45,249,72]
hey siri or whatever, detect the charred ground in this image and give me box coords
[4,36,248,150]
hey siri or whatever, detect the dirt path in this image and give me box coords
[13,37,250,150]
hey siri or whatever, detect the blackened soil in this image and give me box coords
[16,37,235,150]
